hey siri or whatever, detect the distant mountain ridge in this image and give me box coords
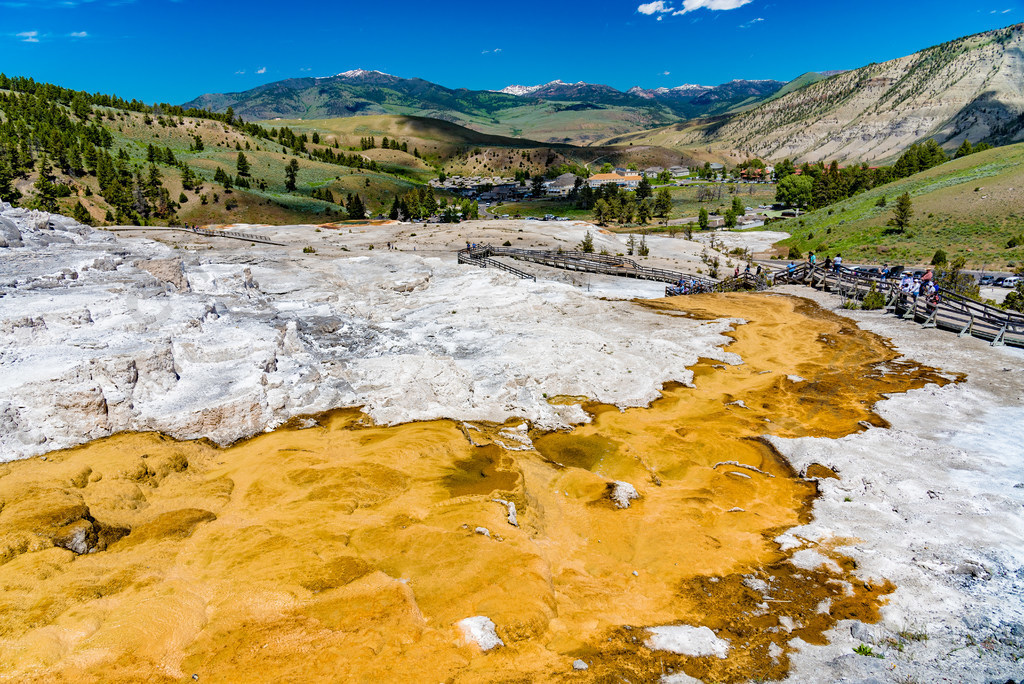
[183,70,788,142]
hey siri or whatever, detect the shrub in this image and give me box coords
[787,246,802,259]
[502,240,512,246]
[931,249,947,266]
[862,284,887,310]
[302,246,316,254]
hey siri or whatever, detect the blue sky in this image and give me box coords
[1,0,1020,104]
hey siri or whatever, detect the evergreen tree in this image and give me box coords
[312,131,320,144]
[578,229,594,253]
[954,139,973,159]
[698,207,709,231]
[731,195,744,215]
[71,201,93,225]
[348,194,366,219]
[389,195,401,220]
[889,192,914,232]
[0,162,21,204]
[236,151,250,177]
[285,159,299,192]
[654,188,672,218]
[637,232,649,257]
[637,198,651,224]
[214,166,229,185]
[635,176,653,201]
[33,156,58,212]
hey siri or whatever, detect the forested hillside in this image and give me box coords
[0,76,472,225]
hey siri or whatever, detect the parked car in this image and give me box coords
[1002,276,1021,288]
[887,265,905,278]
[978,275,995,286]
[994,277,1008,287]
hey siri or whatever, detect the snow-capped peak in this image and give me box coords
[335,69,392,79]
[498,83,545,96]
[495,80,586,96]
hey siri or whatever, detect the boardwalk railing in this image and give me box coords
[460,245,719,289]
[187,226,285,246]
[457,248,536,281]
[456,244,1024,348]
[108,225,286,246]
[778,263,1024,348]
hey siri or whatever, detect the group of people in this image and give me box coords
[898,268,940,309]
[667,278,714,296]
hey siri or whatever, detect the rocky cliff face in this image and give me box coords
[638,24,1024,162]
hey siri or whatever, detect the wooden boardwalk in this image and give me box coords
[770,263,1024,348]
[109,225,285,246]
[456,244,1024,349]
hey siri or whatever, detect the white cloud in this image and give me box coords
[69,31,88,37]
[17,30,38,42]
[739,16,764,27]
[256,67,266,74]
[638,1,671,14]
[673,0,753,15]
[662,70,671,75]
[234,70,245,75]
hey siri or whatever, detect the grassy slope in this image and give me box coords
[10,108,420,225]
[775,142,1024,267]
[266,114,694,177]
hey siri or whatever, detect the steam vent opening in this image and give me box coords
[0,294,956,682]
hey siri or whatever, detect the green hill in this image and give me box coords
[0,76,426,225]
[774,142,1024,268]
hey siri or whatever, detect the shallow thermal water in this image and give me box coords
[0,294,953,683]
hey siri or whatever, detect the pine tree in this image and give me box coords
[578,229,595,253]
[71,201,93,226]
[636,176,652,201]
[214,166,229,185]
[236,151,250,177]
[889,192,913,232]
[0,161,21,204]
[654,188,672,217]
[698,207,709,231]
[33,156,58,213]
[285,159,299,192]
[348,194,366,219]
[955,139,973,159]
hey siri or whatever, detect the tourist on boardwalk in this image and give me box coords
[921,268,933,283]
[834,254,843,271]
[824,256,833,271]
[808,251,816,268]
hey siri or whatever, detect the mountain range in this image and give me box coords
[184,23,1024,162]
[184,72,787,144]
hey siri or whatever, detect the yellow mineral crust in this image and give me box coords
[0,294,953,683]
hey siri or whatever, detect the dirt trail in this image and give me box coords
[0,294,952,683]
